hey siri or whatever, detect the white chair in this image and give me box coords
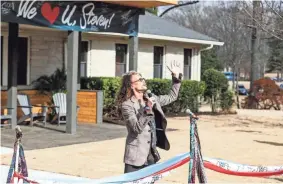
[52,93,79,126]
[17,94,48,126]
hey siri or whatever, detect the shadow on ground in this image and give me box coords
[272,177,283,182]
[1,122,127,150]
[236,130,263,133]
[254,140,283,146]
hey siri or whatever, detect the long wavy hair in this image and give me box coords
[116,71,140,108]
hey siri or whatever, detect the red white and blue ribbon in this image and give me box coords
[7,121,283,184]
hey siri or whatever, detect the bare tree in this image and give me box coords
[163,0,282,96]
[242,0,283,41]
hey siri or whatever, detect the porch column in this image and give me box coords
[129,36,138,71]
[77,32,81,90]
[190,48,201,81]
[66,31,79,134]
[7,23,19,129]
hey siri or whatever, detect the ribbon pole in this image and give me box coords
[187,109,207,183]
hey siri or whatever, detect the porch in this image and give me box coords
[1,122,126,150]
[0,0,177,134]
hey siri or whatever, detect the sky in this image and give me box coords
[157,0,254,15]
[157,0,215,15]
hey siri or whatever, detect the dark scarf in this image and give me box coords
[148,118,161,163]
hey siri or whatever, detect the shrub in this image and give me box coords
[171,80,206,113]
[32,66,66,96]
[81,77,205,116]
[202,69,229,113]
[220,90,235,112]
[242,78,283,110]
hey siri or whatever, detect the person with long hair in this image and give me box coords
[116,62,182,173]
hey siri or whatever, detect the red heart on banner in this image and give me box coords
[41,3,59,24]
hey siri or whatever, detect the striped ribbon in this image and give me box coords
[188,117,207,183]
[6,124,283,184]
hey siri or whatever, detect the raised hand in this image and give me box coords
[167,60,183,83]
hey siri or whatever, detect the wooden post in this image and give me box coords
[7,23,19,128]
[129,36,138,71]
[66,31,79,134]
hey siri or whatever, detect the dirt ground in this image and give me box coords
[1,109,283,183]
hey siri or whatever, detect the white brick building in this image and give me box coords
[1,13,223,88]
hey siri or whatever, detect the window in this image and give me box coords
[64,40,89,77]
[153,46,164,78]
[184,48,192,80]
[115,44,127,76]
[80,41,88,77]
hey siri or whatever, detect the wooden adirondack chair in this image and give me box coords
[17,93,48,126]
[52,93,79,126]
[0,107,14,127]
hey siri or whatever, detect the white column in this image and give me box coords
[190,48,201,81]
[196,49,201,81]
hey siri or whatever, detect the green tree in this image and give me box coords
[266,11,283,79]
[267,39,283,75]
[203,68,228,113]
[201,48,223,80]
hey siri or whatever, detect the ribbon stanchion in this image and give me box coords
[5,121,283,183]
[187,109,207,183]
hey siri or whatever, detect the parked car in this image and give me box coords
[272,77,283,82]
[280,84,283,89]
[236,84,248,95]
[223,72,235,81]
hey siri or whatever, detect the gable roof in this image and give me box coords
[138,12,223,45]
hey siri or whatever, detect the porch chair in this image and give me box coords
[0,107,14,127]
[52,93,80,126]
[17,93,48,126]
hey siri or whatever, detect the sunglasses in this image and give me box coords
[132,78,145,83]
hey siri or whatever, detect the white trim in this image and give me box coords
[163,45,166,79]
[200,44,214,51]
[138,33,224,46]
[127,44,130,72]
[88,32,128,37]
[87,40,91,77]
[88,32,224,46]
[64,40,68,71]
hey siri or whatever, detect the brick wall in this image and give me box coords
[28,30,66,82]
[1,24,67,85]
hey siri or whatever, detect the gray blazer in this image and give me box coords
[121,82,181,166]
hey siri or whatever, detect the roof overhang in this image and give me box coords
[97,0,178,8]
[88,32,224,46]
[138,33,224,46]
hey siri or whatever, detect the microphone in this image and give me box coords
[144,90,157,109]
[186,109,199,120]
[145,90,153,98]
